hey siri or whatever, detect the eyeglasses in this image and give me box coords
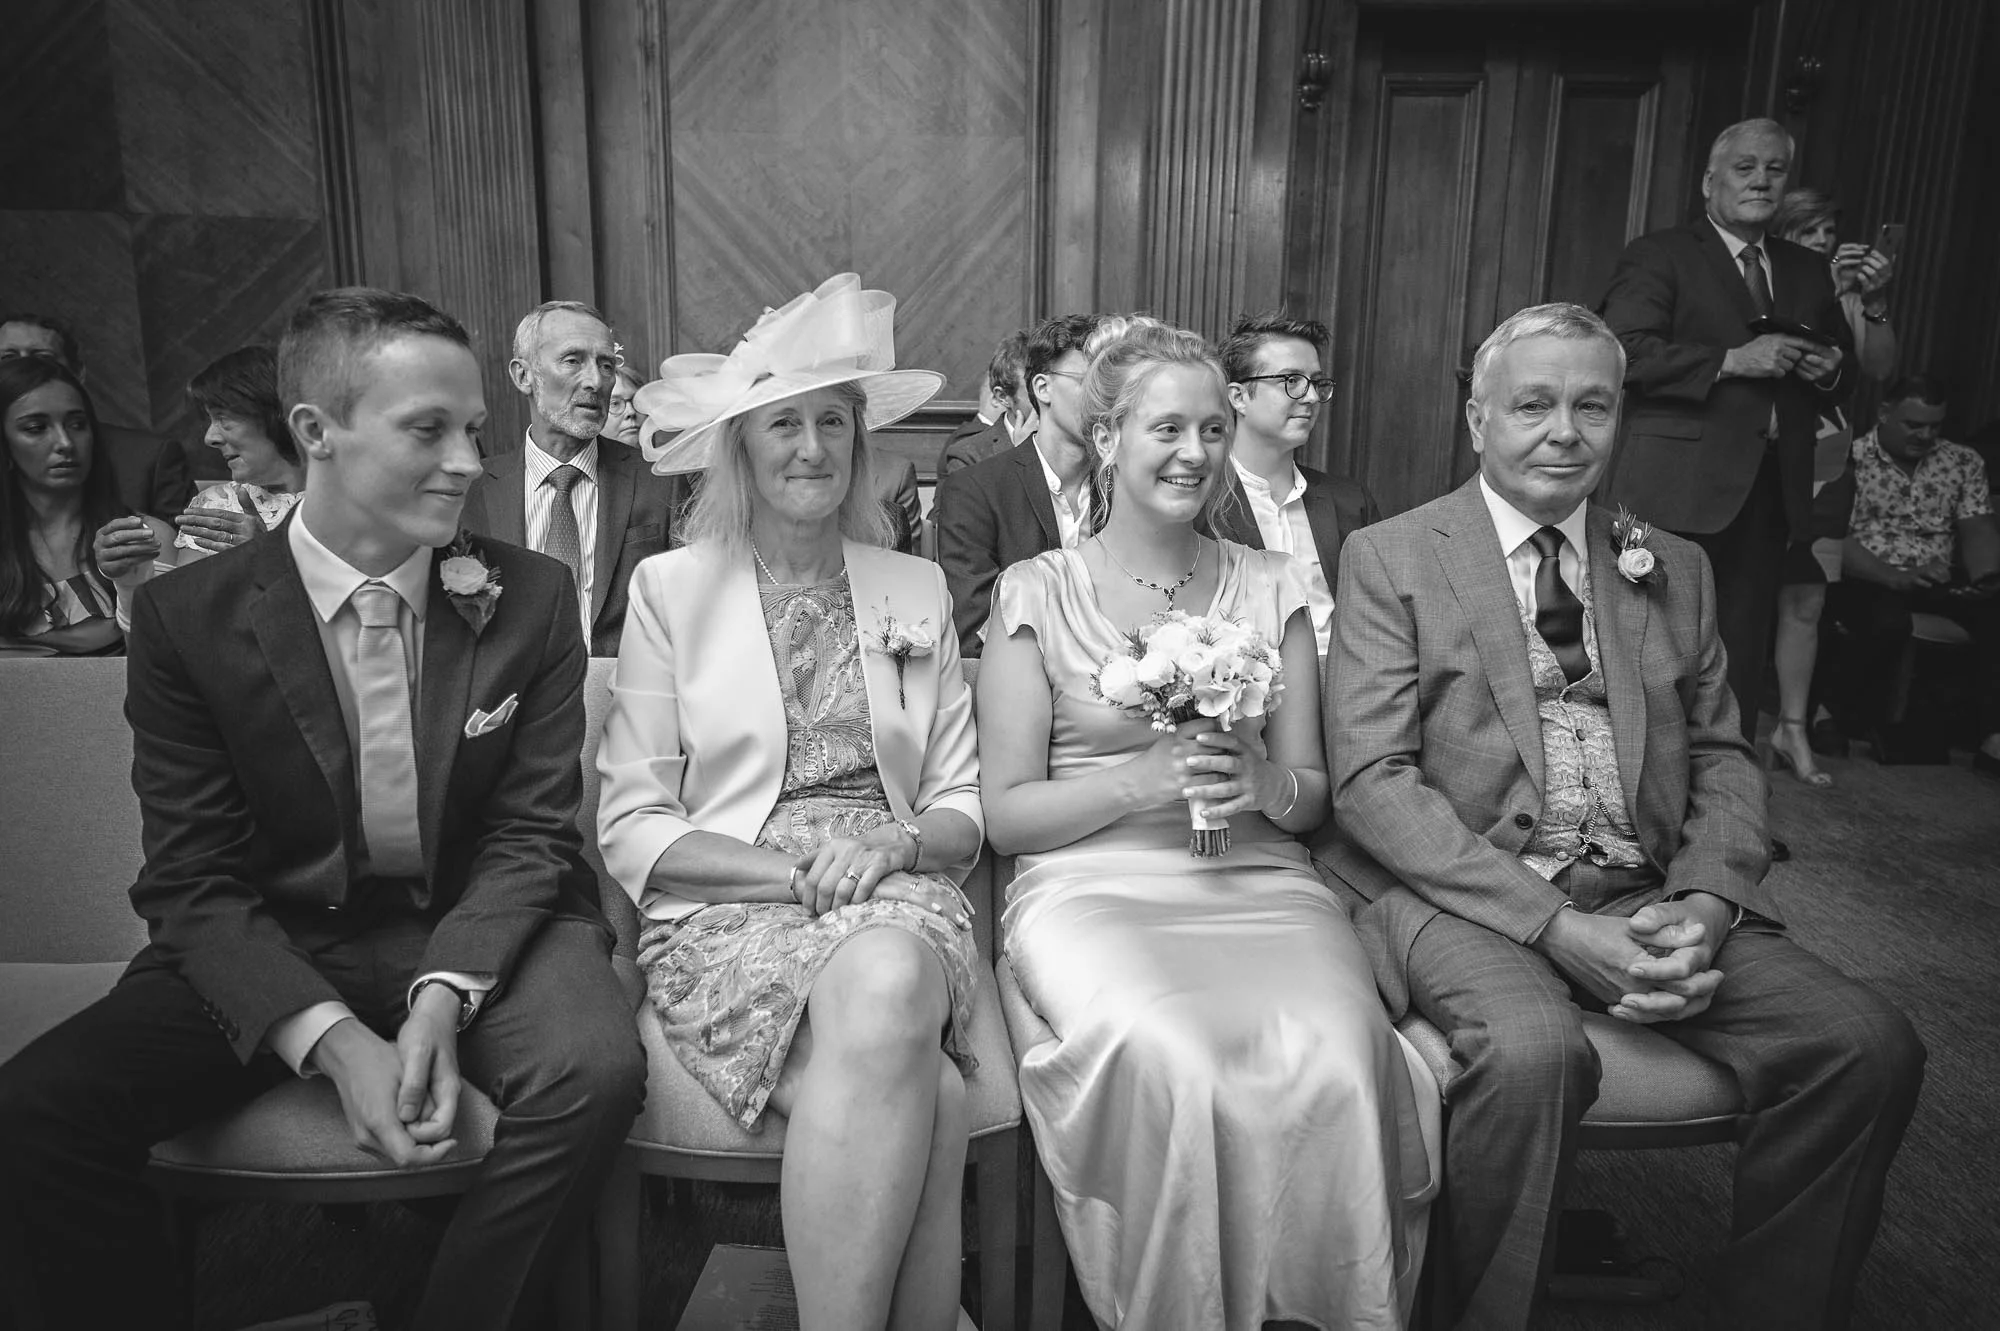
[1239,372,1336,402]
[1043,369,1086,384]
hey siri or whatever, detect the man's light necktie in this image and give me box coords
[351,581,423,876]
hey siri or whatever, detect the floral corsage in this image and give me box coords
[1609,507,1662,587]
[865,600,936,706]
[439,532,503,633]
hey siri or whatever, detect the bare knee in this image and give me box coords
[934,1058,968,1137]
[1780,583,1827,625]
[811,929,949,1068]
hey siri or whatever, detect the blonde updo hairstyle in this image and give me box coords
[1079,317,1236,531]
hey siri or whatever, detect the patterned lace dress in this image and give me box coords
[636,574,977,1128]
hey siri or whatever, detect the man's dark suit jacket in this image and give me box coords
[123,522,606,1061]
[939,418,1016,476]
[1313,479,1776,1017]
[1599,221,1853,540]
[99,422,193,522]
[459,437,685,655]
[934,440,1064,655]
[1208,463,1380,595]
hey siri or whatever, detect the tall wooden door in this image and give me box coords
[1322,8,1727,518]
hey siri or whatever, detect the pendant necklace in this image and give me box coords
[1097,536,1201,608]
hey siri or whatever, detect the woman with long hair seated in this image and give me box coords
[596,275,984,1330]
[977,320,1440,1329]
[0,358,169,656]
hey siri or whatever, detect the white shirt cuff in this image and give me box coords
[267,1001,357,1076]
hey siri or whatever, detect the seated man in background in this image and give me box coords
[0,287,645,1329]
[1319,301,1924,1331]
[934,312,1098,654]
[1211,312,1380,657]
[1,310,195,520]
[940,328,1035,475]
[461,299,685,655]
[1828,376,2000,770]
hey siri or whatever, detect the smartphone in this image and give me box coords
[1875,222,1907,262]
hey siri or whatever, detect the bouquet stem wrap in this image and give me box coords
[1183,716,1231,857]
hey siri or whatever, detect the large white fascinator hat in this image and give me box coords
[632,273,946,475]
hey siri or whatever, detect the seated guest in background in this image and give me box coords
[460,299,685,655]
[876,451,924,554]
[935,313,1100,654]
[0,357,169,656]
[598,275,983,1329]
[979,318,1437,1329]
[1,310,196,519]
[1321,302,1925,1331]
[940,328,1035,475]
[1211,312,1380,658]
[1828,377,2000,770]
[98,346,308,628]
[605,360,646,448]
[0,287,646,1329]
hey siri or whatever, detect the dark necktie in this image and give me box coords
[1529,526,1590,685]
[1740,245,1774,317]
[542,463,584,591]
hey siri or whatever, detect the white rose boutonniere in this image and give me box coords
[1609,508,1663,588]
[439,532,503,633]
[866,600,936,707]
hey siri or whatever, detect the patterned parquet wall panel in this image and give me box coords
[0,0,324,473]
[662,0,1036,400]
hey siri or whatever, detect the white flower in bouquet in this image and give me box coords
[1097,655,1146,707]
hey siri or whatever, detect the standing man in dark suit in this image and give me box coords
[1599,118,1852,743]
[460,300,685,655]
[935,313,1100,654]
[1319,303,1922,1331]
[1212,312,1380,657]
[0,288,646,1328]
[939,328,1036,476]
[1,311,196,520]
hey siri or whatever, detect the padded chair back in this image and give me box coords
[0,658,150,963]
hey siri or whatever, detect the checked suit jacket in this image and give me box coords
[1312,477,1780,1017]
[122,518,607,1060]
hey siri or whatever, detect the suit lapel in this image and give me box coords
[1435,482,1545,792]
[1587,506,1650,817]
[1212,473,1265,548]
[417,559,474,881]
[1693,220,1759,325]
[846,544,923,815]
[248,529,358,846]
[1300,477,1344,583]
[486,451,527,547]
[592,445,635,627]
[1013,445,1060,546]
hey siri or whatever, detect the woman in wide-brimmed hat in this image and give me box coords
[596,275,983,1328]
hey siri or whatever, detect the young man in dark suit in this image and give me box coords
[0,288,646,1329]
[1319,304,1921,1331]
[460,300,685,655]
[934,313,1099,655]
[1211,313,1380,657]
[939,328,1035,476]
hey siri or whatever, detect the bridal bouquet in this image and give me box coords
[1092,611,1284,855]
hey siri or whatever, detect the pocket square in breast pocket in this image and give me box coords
[464,693,519,739]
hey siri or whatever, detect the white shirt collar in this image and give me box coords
[289,507,434,625]
[1707,215,1765,262]
[523,431,600,484]
[1478,474,1589,566]
[1231,457,1306,506]
[1034,438,1071,498]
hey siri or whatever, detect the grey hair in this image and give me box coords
[511,299,611,363]
[1467,303,1627,405]
[678,379,896,558]
[1706,117,1795,170]
[1078,320,1236,532]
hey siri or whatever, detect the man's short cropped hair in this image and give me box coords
[1882,375,1947,410]
[1024,314,1103,388]
[1218,313,1329,384]
[511,299,612,364]
[0,311,83,374]
[278,287,472,426]
[989,329,1031,399]
[1467,302,1627,405]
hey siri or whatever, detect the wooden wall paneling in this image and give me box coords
[0,1,126,212]
[308,0,365,282]
[531,0,595,306]
[1536,76,1659,308]
[333,0,438,296]
[1644,44,1698,232]
[1024,0,1055,321]
[0,211,148,427]
[583,0,676,373]
[1093,0,1165,315]
[417,0,543,451]
[1049,0,1107,315]
[1236,0,1307,320]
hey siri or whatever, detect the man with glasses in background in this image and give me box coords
[1213,313,1380,657]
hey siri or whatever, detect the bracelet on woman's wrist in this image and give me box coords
[894,818,923,870]
[1266,766,1301,820]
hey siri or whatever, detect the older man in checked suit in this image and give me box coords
[1315,302,1922,1331]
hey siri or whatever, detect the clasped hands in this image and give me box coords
[1535,892,1736,1024]
[1725,333,1842,384]
[311,982,462,1167]
[788,827,970,931]
[1135,722,1288,820]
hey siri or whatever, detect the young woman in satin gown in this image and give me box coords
[976,320,1441,1330]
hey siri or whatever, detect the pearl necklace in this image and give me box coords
[749,538,841,586]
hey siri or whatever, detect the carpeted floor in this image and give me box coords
[187,749,1999,1330]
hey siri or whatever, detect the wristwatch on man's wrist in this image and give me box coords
[412,978,478,1031]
